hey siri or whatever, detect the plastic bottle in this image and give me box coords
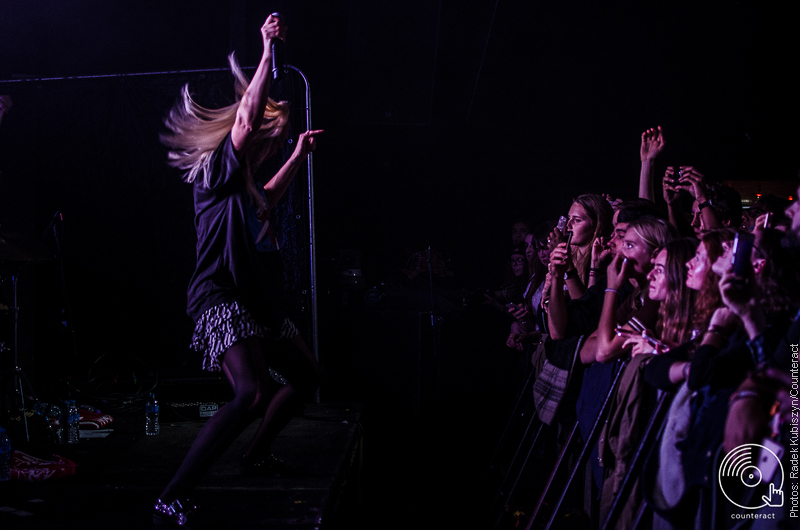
[0,426,11,481]
[67,400,80,444]
[44,403,63,444]
[145,393,160,435]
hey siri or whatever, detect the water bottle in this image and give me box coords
[48,404,63,444]
[0,426,11,481]
[67,400,80,444]
[145,393,160,435]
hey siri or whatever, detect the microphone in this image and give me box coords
[271,12,284,81]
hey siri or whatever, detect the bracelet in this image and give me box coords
[590,267,601,273]
[564,269,579,280]
[605,288,619,294]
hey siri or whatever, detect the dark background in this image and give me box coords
[0,0,797,523]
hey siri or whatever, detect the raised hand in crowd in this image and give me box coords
[602,194,624,211]
[639,126,664,202]
[662,167,682,205]
[590,236,612,274]
[674,166,711,201]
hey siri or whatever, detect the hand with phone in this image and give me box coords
[619,329,663,356]
[547,217,569,254]
[674,166,711,201]
[508,302,530,322]
[662,167,683,205]
[549,239,573,278]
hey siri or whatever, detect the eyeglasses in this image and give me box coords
[510,258,526,264]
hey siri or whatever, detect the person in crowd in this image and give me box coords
[579,216,674,364]
[154,15,322,525]
[741,194,791,232]
[591,199,667,281]
[620,238,699,356]
[510,218,531,247]
[640,229,737,390]
[544,194,614,331]
[485,246,530,311]
[506,222,554,351]
[663,166,743,238]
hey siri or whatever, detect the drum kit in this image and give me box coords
[0,229,52,441]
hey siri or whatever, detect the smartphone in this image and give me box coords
[763,212,771,229]
[565,230,574,254]
[557,216,568,232]
[731,231,755,287]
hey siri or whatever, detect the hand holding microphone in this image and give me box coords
[262,12,287,80]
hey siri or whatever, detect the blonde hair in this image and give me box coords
[160,53,290,208]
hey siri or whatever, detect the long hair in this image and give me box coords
[527,221,554,298]
[754,229,800,316]
[691,228,737,331]
[656,238,699,347]
[625,216,676,255]
[160,53,290,208]
[572,194,614,283]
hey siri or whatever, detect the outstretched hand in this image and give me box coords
[640,126,665,162]
[292,129,324,160]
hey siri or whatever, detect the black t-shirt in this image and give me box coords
[186,133,278,327]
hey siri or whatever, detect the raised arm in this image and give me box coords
[232,15,287,155]
[677,166,722,231]
[663,166,694,237]
[639,126,664,202]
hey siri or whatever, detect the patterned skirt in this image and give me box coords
[190,301,299,373]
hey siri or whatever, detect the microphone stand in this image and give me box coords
[283,64,320,403]
[426,247,441,415]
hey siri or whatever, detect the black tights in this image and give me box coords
[159,335,320,502]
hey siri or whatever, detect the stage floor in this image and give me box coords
[0,403,363,529]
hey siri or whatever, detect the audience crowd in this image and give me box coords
[484,126,799,529]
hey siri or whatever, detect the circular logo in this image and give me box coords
[718,443,784,510]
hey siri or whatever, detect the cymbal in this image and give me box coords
[0,232,51,263]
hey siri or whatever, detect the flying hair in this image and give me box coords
[160,53,290,207]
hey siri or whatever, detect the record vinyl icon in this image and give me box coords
[718,443,784,509]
